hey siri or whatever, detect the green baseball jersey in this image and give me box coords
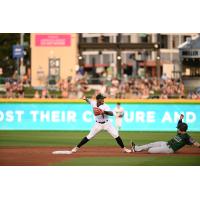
[167,133,195,152]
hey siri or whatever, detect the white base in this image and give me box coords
[52,150,72,155]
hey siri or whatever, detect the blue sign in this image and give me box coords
[0,102,199,131]
[12,45,24,59]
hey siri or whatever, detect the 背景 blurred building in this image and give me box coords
[30,33,199,88]
[31,33,78,87]
[179,34,200,89]
[78,33,198,80]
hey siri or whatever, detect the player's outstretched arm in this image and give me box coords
[104,110,114,116]
[82,96,90,104]
[177,114,184,128]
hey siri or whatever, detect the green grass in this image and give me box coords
[53,156,200,166]
[0,131,200,166]
[0,131,200,147]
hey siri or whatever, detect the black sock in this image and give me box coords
[77,137,89,148]
[115,136,125,148]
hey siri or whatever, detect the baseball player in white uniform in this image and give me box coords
[70,94,131,153]
[114,102,124,130]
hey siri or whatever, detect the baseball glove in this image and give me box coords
[93,107,104,116]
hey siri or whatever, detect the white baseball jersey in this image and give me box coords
[114,106,124,118]
[86,99,119,140]
[114,106,124,129]
[89,100,111,122]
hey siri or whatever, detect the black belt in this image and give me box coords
[96,120,108,124]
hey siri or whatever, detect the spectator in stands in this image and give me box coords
[17,81,24,98]
[61,89,68,98]
[108,83,118,98]
[3,71,187,100]
[34,90,40,98]
[41,88,51,98]
[161,73,168,81]
[5,81,12,98]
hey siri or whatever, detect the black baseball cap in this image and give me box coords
[96,94,106,100]
[178,123,188,132]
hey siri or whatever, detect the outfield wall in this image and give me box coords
[0,99,200,131]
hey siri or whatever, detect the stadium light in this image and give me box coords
[117,56,121,60]
[154,44,159,49]
[156,56,160,60]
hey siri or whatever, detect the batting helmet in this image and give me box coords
[178,123,188,132]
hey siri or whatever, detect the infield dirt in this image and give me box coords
[0,146,200,166]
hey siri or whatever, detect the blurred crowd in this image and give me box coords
[95,75,186,99]
[187,91,200,99]
[33,71,89,99]
[59,72,89,99]
[4,80,25,98]
[2,69,200,99]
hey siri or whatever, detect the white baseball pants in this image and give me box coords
[115,118,122,130]
[135,141,174,154]
[86,121,119,140]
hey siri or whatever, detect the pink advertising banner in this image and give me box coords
[35,34,71,47]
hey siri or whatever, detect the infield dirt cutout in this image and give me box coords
[0,146,200,166]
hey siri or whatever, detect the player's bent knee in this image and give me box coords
[112,133,119,139]
[86,135,93,140]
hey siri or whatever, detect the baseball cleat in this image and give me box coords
[131,140,136,152]
[71,146,79,153]
[52,150,72,155]
[123,147,132,153]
